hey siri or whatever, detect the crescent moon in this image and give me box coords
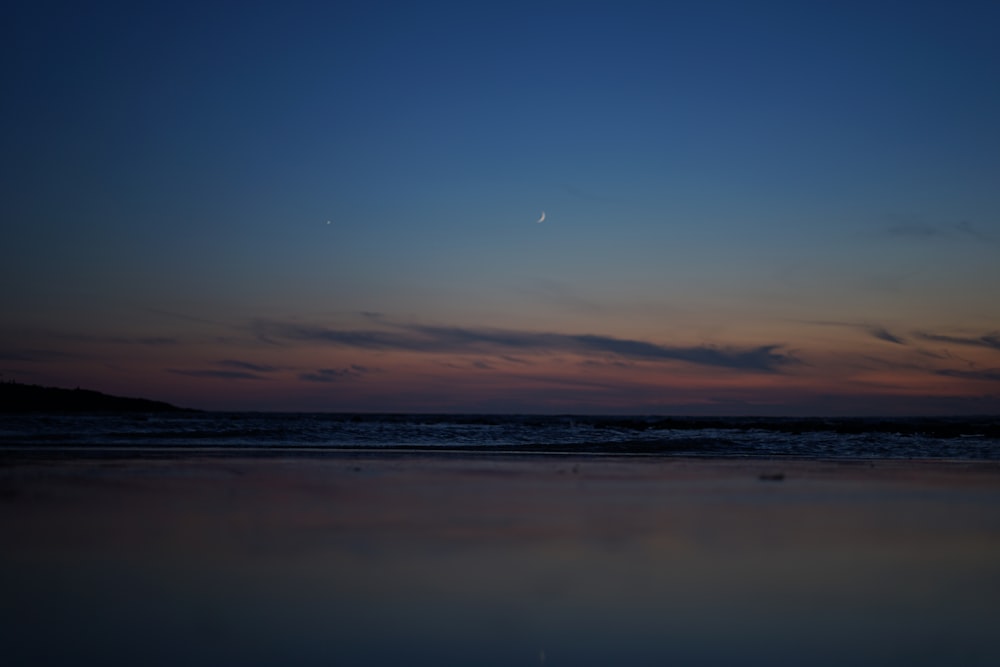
[536,211,546,223]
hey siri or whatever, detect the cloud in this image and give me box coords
[579,359,634,369]
[255,320,796,373]
[884,218,995,243]
[0,348,84,362]
[952,220,994,242]
[867,326,907,345]
[916,331,1000,352]
[300,365,374,383]
[859,352,1000,385]
[169,369,267,380]
[518,278,605,313]
[134,337,178,346]
[801,319,908,345]
[886,222,945,239]
[57,333,179,346]
[217,359,280,373]
[441,359,497,371]
[936,368,1000,383]
[141,307,223,326]
[168,359,278,380]
[499,355,533,365]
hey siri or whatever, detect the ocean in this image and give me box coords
[3,412,999,459]
[4,411,1000,667]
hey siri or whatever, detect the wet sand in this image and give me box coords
[2,452,1000,666]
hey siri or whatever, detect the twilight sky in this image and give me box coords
[3,0,999,414]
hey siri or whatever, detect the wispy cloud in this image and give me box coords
[255,320,797,373]
[866,326,907,345]
[300,365,375,383]
[579,359,634,369]
[859,348,1000,385]
[141,307,224,326]
[916,331,1000,352]
[440,359,497,371]
[801,319,908,345]
[57,333,179,346]
[217,359,280,373]
[517,278,606,313]
[499,355,533,365]
[0,348,84,362]
[936,368,1000,382]
[169,359,278,380]
[884,217,995,243]
[886,222,946,239]
[134,337,178,346]
[169,369,267,380]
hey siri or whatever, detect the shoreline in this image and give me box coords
[4,441,1000,461]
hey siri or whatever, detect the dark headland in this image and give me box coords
[0,381,189,414]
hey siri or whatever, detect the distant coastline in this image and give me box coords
[0,381,190,414]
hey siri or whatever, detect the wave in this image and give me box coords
[2,413,999,459]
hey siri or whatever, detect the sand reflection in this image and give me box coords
[2,455,999,666]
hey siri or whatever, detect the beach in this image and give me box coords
[2,452,999,666]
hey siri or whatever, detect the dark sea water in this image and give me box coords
[3,412,1000,459]
[4,413,1000,667]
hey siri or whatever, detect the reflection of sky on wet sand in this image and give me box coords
[2,456,999,666]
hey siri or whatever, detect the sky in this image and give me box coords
[2,0,999,415]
